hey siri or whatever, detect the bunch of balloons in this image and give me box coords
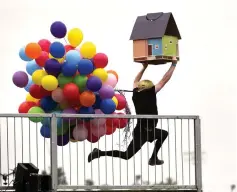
[13,21,128,146]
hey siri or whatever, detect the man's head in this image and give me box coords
[137,80,154,91]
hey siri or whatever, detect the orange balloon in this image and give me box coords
[25,43,42,59]
[80,91,96,107]
[107,70,118,81]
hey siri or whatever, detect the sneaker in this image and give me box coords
[148,157,164,166]
[88,148,100,163]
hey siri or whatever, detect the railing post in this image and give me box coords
[51,114,58,191]
[194,117,202,192]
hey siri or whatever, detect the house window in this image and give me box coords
[155,44,159,49]
[169,40,172,44]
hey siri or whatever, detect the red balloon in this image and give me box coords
[29,85,51,99]
[38,39,51,52]
[29,84,43,99]
[117,112,128,129]
[18,101,36,113]
[106,126,116,135]
[40,86,52,97]
[65,45,75,53]
[93,53,108,68]
[63,83,80,101]
[68,97,81,108]
[87,128,100,143]
[106,113,119,127]
[35,51,49,67]
[115,94,127,110]
[35,100,41,106]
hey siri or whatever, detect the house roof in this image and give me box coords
[130,12,181,40]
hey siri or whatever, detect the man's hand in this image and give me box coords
[172,56,178,64]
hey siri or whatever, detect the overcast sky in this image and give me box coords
[0,0,237,191]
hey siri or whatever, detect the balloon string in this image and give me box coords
[63,38,68,44]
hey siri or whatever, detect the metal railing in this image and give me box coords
[0,114,202,191]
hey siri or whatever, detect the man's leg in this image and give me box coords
[149,128,168,166]
[88,134,146,162]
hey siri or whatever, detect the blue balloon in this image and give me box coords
[26,60,42,75]
[40,96,58,113]
[42,110,62,126]
[78,59,94,75]
[44,59,62,76]
[79,106,95,114]
[93,93,102,109]
[79,106,95,121]
[49,42,65,58]
[50,21,67,38]
[65,50,81,66]
[40,125,51,138]
[100,99,116,114]
[86,76,102,92]
[24,77,33,92]
[61,61,77,77]
[19,47,32,61]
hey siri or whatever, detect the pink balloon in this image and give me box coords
[104,73,117,88]
[52,87,64,103]
[91,124,106,137]
[73,124,88,141]
[91,109,106,126]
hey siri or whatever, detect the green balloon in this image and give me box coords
[57,122,70,136]
[58,73,73,88]
[73,75,88,92]
[28,107,45,123]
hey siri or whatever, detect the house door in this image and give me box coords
[148,45,152,56]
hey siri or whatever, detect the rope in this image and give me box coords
[115,89,132,146]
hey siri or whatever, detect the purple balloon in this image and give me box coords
[12,71,29,88]
[50,21,67,38]
[62,108,77,122]
[44,59,62,76]
[57,132,69,146]
[86,76,102,92]
[99,85,115,99]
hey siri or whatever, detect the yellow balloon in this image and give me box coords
[41,75,58,91]
[32,69,48,85]
[67,28,83,47]
[26,93,39,103]
[80,42,96,59]
[112,96,118,107]
[92,68,108,82]
[49,54,65,63]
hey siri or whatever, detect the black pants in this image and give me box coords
[98,126,168,160]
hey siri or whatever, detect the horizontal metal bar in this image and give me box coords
[55,113,199,119]
[57,190,198,192]
[0,113,199,119]
[58,185,197,190]
[0,113,52,118]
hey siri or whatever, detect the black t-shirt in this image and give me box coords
[132,86,158,128]
[132,86,158,115]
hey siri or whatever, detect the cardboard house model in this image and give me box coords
[130,12,181,65]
